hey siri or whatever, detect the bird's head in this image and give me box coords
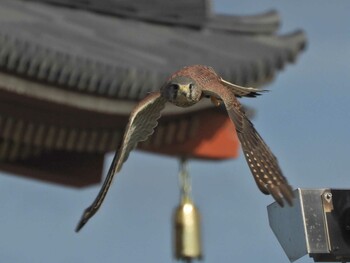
[161,76,202,107]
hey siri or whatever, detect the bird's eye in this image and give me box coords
[169,84,179,91]
[189,83,194,89]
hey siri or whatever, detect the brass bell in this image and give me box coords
[174,196,202,261]
[173,159,202,261]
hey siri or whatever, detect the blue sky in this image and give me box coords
[1,1,350,262]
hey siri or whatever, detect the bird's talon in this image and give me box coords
[210,96,221,106]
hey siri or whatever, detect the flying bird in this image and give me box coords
[76,65,294,232]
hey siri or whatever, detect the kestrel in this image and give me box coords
[76,65,294,232]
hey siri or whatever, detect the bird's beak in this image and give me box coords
[178,84,189,94]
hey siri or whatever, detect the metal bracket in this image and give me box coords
[268,188,350,262]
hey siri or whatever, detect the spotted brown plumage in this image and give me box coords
[76,93,167,231]
[76,65,293,232]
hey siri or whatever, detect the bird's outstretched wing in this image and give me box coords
[76,92,167,232]
[220,78,267,98]
[202,84,294,206]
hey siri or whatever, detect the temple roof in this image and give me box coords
[0,1,305,102]
[0,0,306,186]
